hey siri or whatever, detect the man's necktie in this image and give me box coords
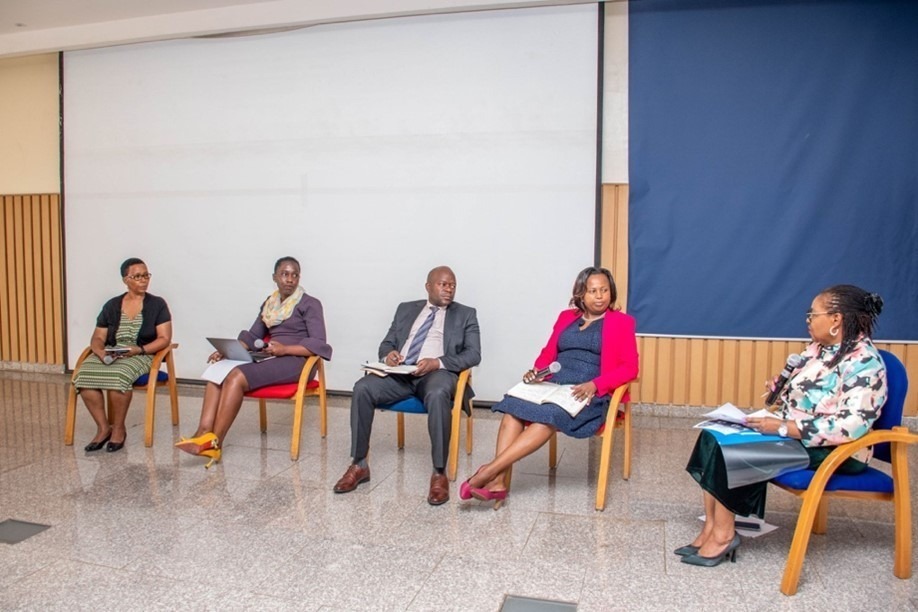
[404,306,438,365]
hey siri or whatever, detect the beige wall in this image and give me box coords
[0,54,60,194]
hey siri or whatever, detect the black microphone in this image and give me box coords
[527,361,561,383]
[765,354,805,405]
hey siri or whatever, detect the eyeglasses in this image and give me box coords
[805,311,834,323]
[125,273,152,281]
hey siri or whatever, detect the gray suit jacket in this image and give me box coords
[378,300,481,373]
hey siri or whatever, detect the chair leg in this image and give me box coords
[595,423,616,512]
[448,404,461,482]
[466,410,473,455]
[291,394,304,461]
[64,385,78,445]
[318,387,328,438]
[812,498,829,535]
[397,412,405,449]
[781,485,826,595]
[259,399,268,433]
[143,379,157,447]
[548,432,558,469]
[167,351,179,426]
[622,404,632,481]
[891,440,913,579]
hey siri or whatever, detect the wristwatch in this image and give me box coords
[777,421,788,438]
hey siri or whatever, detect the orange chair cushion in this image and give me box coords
[246,379,319,399]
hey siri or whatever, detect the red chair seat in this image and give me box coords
[246,379,319,399]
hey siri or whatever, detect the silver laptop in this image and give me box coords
[206,337,271,362]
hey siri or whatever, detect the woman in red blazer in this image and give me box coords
[460,267,639,508]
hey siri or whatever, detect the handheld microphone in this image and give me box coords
[103,355,114,365]
[527,361,561,383]
[253,339,267,350]
[765,354,805,405]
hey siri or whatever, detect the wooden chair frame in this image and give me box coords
[772,425,918,595]
[248,355,327,461]
[64,343,179,447]
[388,368,474,481]
[506,382,630,511]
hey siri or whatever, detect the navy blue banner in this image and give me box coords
[628,0,918,339]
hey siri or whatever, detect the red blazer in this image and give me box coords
[533,309,639,401]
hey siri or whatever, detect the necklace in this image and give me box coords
[582,312,606,322]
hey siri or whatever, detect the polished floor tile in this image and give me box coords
[0,370,916,611]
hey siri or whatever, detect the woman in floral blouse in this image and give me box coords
[678,285,887,567]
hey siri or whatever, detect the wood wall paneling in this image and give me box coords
[0,194,63,365]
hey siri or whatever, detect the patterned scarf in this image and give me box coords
[261,286,304,328]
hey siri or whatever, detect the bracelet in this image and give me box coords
[139,345,146,355]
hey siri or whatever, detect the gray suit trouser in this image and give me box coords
[350,369,458,470]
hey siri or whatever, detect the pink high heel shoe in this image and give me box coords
[460,465,508,509]
[459,465,487,501]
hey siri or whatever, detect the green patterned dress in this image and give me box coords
[73,313,154,393]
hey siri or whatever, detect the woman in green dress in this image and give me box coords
[72,258,173,452]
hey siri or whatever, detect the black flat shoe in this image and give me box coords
[84,432,112,452]
[106,440,125,453]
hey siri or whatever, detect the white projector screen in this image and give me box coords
[63,5,599,401]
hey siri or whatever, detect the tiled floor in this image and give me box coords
[1,371,916,611]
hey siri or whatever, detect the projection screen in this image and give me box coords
[63,5,599,400]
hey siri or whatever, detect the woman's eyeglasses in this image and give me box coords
[125,273,152,281]
[805,311,833,323]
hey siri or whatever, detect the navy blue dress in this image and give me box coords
[492,318,609,438]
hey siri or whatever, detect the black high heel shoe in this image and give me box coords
[673,544,700,557]
[84,431,112,452]
[681,533,740,567]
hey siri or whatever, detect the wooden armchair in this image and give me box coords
[770,350,915,595]
[243,355,328,461]
[64,343,179,447]
[505,382,631,511]
[377,368,474,481]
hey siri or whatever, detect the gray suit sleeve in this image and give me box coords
[378,302,412,360]
[440,305,481,372]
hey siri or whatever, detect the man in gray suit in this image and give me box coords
[334,266,481,505]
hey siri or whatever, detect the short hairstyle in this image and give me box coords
[274,256,300,273]
[569,266,618,312]
[820,284,884,367]
[120,258,145,277]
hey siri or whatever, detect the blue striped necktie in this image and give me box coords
[404,306,438,365]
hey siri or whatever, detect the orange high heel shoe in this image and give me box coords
[175,432,221,469]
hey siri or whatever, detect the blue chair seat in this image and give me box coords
[379,397,427,414]
[134,370,169,386]
[772,466,893,494]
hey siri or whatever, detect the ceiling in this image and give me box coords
[0,0,593,59]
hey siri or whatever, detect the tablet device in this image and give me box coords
[206,337,271,362]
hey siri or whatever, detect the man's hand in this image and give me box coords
[412,358,440,376]
[384,351,404,367]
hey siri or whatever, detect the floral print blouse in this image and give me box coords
[781,337,887,460]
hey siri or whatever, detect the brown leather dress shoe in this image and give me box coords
[334,464,370,493]
[428,472,450,506]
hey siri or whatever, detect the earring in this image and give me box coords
[829,325,839,337]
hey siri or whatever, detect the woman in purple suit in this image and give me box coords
[176,256,331,467]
